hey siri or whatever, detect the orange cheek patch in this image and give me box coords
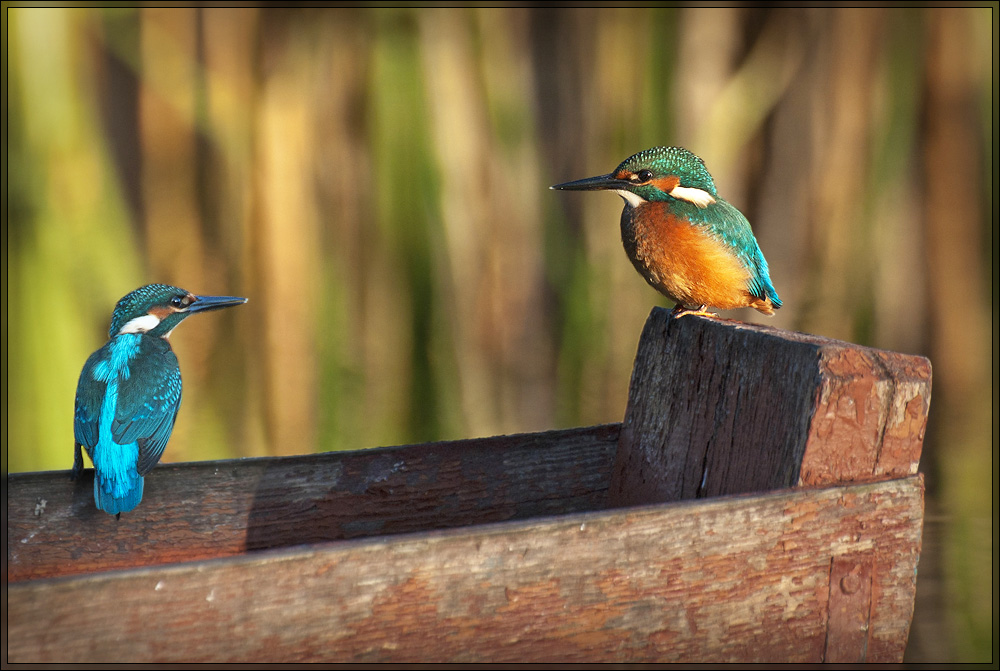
[148,306,173,320]
[651,176,679,193]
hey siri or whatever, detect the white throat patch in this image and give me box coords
[669,186,716,209]
[614,189,647,209]
[118,313,161,335]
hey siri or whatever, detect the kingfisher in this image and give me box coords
[72,284,247,517]
[551,146,781,316]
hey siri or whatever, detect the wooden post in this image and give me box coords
[609,308,931,507]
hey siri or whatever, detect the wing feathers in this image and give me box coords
[74,336,182,476]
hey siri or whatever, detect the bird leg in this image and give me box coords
[670,303,719,319]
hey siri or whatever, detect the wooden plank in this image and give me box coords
[609,308,931,507]
[6,424,619,583]
[6,475,924,663]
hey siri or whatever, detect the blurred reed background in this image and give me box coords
[4,6,993,662]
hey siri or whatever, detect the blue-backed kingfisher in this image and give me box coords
[72,284,247,517]
[552,146,781,316]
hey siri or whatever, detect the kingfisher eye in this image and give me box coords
[637,169,654,183]
[170,295,186,308]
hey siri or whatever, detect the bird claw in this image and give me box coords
[670,304,719,319]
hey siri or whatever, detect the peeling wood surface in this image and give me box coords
[804,346,930,486]
[826,554,876,662]
[6,476,924,664]
[609,308,930,507]
[6,425,620,582]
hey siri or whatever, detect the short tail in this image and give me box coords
[747,279,782,315]
[766,286,782,310]
[747,269,782,315]
[94,473,144,515]
[749,296,778,316]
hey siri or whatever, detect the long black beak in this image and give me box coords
[188,294,248,313]
[550,173,627,191]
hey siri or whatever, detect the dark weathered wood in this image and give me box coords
[609,308,931,507]
[6,424,620,583]
[6,475,923,664]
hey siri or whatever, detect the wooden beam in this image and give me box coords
[6,425,619,582]
[609,308,931,507]
[6,475,924,664]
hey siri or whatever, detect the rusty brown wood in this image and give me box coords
[826,554,876,662]
[609,308,931,507]
[6,475,923,664]
[6,424,619,583]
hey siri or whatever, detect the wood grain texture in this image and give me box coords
[7,424,619,582]
[6,475,923,664]
[609,308,930,507]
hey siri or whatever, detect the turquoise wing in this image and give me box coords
[112,337,183,476]
[74,345,111,456]
[697,199,782,307]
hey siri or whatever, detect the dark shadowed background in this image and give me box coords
[5,6,993,662]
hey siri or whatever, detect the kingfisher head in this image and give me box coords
[108,283,248,339]
[551,146,719,210]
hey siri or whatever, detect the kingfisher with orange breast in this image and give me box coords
[552,146,781,317]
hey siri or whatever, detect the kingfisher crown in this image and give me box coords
[614,146,718,198]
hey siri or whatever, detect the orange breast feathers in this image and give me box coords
[629,203,757,310]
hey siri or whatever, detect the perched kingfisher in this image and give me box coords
[552,146,781,316]
[72,284,247,517]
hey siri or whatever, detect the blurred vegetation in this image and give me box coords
[4,6,993,662]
